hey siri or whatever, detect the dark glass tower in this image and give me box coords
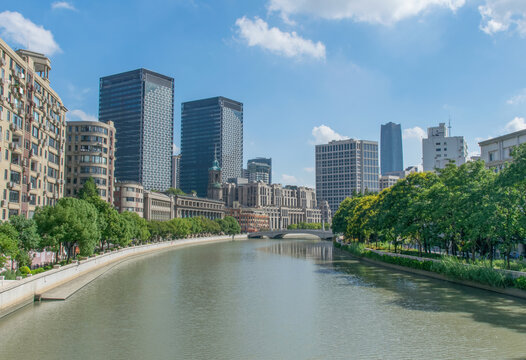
[380,122,403,175]
[180,97,243,197]
[99,69,174,191]
[247,157,272,184]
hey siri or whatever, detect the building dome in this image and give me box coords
[209,159,221,171]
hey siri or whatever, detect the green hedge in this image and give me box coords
[336,242,524,291]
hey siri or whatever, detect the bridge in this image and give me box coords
[248,229,334,240]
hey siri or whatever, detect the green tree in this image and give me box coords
[166,188,186,196]
[77,178,99,200]
[9,216,41,267]
[217,216,241,238]
[0,223,19,269]
[121,212,150,244]
[34,198,101,260]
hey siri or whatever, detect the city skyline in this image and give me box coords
[2,1,526,187]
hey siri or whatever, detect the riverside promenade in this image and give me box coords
[0,234,247,318]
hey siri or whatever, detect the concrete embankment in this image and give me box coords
[0,235,247,318]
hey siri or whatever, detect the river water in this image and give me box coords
[1,239,525,359]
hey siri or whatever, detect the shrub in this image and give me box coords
[31,268,45,275]
[514,276,526,290]
[19,266,31,275]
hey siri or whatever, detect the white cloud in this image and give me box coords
[281,174,298,184]
[268,0,466,26]
[235,16,326,60]
[303,167,315,173]
[51,1,77,11]
[310,125,348,145]
[173,144,180,155]
[479,0,526,36]
[68,109,97,122]
[507,88,526,105]
[402,126,426,140]
[504,117,526,132]
[0,11,61,56]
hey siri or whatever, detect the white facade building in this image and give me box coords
[479,129,526,171]
[423,123,467,171]
[379,175,400,191]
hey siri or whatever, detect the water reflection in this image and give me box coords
[259,240,333,261]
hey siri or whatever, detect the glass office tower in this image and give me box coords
[99,69,174,191]
[247,158,272,184]
[380,122,403,175]
[180,97,243,197]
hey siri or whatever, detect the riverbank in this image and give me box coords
[0,234,247,318]
[335,242,526,300]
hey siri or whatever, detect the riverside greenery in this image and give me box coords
[0,178,241,273]
[333,144,526,270]
[334,242,526,290]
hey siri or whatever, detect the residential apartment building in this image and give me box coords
[180,97,243,196]
[99,69,174,191]
[380,122,403,175]
[171,154,181,189]
[423,123,467,172]
[246,157,272,184]
[65,120,115,203]
[0,40,67,219]
[479,129,526,171]
[315,138,379,212]
[114,181,144,217]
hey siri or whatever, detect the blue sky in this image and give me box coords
[2,0,526,187]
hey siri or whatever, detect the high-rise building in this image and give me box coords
[0,40,67,219]
[422,123,467,171]
[180,96,243,197]
[99,69,174,191]
[171,154,181,189]
[380,122,403,175]
[65,120,116,203]
[247,157,272,184]
[315,139,379,212]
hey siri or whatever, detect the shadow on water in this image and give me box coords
[261,239,526,334]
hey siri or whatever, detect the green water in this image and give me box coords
[1,239,525,359]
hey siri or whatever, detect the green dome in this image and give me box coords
[212,182,222,189]
[209,159,221,171]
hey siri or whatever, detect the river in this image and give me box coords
[1,239,525,359]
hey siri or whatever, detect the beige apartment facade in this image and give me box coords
[0,39,67,219]
[114,181,144,217]
[65,120,116,203]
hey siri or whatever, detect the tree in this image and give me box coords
[166,188,186,196]
[0,223,19,269]
[34,198,101,260]
[77,178,99,200]
[217,216,241,238]
[121,212,150,243]
[9,216,41,267]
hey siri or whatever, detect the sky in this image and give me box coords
[2,0,526,188]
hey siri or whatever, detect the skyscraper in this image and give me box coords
[180,97,243,197]
[315,139,379,213]
[380,122,403,175]
[171,154,181,189]
[99,69,174,191]
[247,157,272,184]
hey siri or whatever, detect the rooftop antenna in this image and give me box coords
[448,114,452,136]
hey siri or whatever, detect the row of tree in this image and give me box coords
[0,179,241,270]
[333,144,526,269]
